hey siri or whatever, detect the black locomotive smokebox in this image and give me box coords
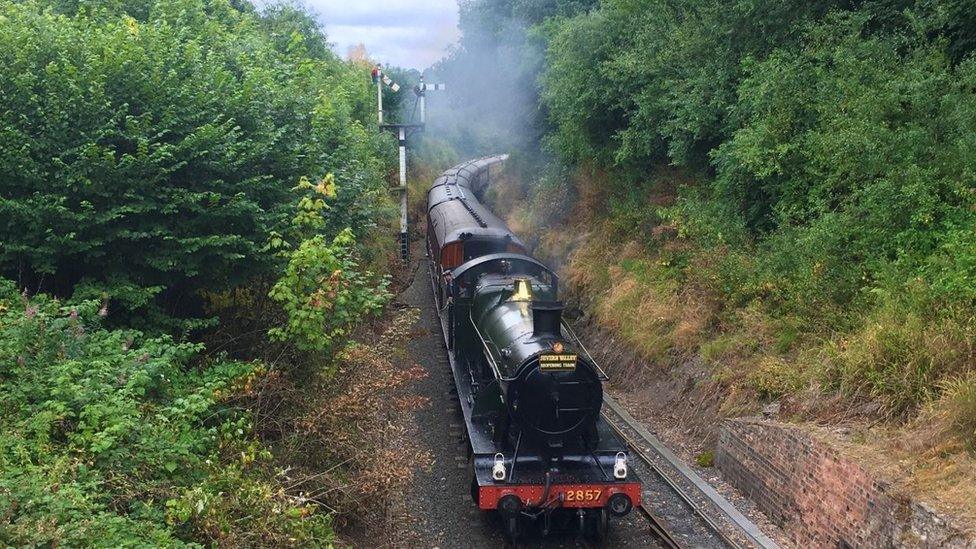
[531,301,563,337]
[510,355,602,444]
[508,300,605,446]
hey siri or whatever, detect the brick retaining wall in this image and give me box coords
[715,418,973,548]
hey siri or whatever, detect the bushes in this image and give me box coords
[265,175,390,354]
[0,280,331,546]
[683,12,976,412]
[269,229,389,354]
[0,0,398,543]
[0,0,392,328]
[531,0,976,419]
[541,0,976,311]
[716,13,975,278]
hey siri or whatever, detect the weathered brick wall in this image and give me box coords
[715,419,973,548]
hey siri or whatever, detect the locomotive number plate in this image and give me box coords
[540,353,578,371]
[563,489,602,503]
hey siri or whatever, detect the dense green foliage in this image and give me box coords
[0,281,331,546]
[448,0,976,418]
[0,0,397,543]
[0,0,392,327]
[543,0,976,305]
[267,175,390,353]
[538,0,976,415]
[715,16,975,303]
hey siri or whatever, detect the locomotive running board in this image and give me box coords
[427,259,484,453]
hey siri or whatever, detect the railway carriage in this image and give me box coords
[426,156,641,541]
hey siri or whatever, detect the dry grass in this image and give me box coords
[564,222,721,367]
[249,307,432,546]
[574,163,611,219]
[938,373,976,448]
[819,300,976,417]
[914,372,976,454]
[481,159,976,529]
[827,416,976,536]
[596,273,676,361]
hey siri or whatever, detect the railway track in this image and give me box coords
[602,396,780,549]
[639,507,682,549]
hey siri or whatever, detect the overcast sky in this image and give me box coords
[305,0,460,69]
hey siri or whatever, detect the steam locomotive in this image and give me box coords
[426,156,641,541]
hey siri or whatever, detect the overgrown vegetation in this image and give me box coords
[0,0,393,328]
[267,175,390,354]
[0,0,403,544]
[448,0,976,446]
[538,0,976,424]
[0,281,331,546]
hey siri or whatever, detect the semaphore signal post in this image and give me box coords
[373,65,445,262]
[384,122,424,263]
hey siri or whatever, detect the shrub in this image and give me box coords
[266,176,390,355]
[0,279,332,546]
[537,0,976,421]
[268,229,389,354]
[0,0,398,544]
[0,0,392,329]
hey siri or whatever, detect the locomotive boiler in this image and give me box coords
[468,269,603,450]
[426,156,640,541]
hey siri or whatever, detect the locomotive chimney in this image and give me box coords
[532,301,564,337]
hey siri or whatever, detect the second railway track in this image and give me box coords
[602,396,780,549]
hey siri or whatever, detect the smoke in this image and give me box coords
[420,1,600,272]
[423,1,550,161]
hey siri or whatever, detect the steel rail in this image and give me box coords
[575,507,679,549]
[560,320,610,381]
[602,397,779,549]
[605,412,736,548]
[638,505,683,549]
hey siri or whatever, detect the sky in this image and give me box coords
[305,0,460,69]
